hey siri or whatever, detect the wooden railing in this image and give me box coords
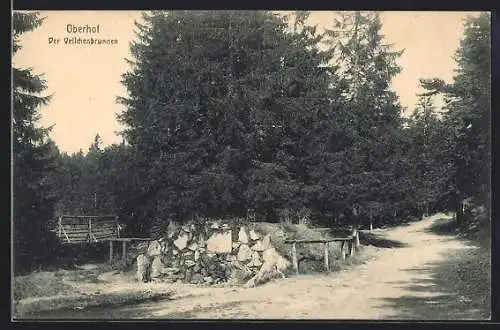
[53,215,123,244]
[284,228,360,274]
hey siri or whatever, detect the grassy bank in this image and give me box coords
[14,289,174,319]
[425,215,491,319]
[12,263,174,319]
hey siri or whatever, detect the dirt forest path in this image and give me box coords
[45,213,485,320]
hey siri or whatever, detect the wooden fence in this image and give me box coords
[52,215,123,244]
[284,228,360,274]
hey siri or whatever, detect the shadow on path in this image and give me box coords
[359,231,409,248]
[375,247,491,320]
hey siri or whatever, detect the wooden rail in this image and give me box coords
[284,231,359,274]
[53,215,122,244]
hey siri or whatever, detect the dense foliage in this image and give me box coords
[14,11,490,264]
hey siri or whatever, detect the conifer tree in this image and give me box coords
[13,11,60,272]
[118,11,337,226]
[420,13,491,209]
[323,12,405,226]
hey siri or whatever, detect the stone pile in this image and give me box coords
[133,220,291,287]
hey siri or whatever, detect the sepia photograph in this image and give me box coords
[11,10,491,320]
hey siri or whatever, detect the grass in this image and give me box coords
[13,263,114,302]
[13,272,71,301]
[13,261,175,319]
[14,289,175,319]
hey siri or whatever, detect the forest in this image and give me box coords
[13,11,491,273]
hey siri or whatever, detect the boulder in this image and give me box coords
[206,252,216,258]
[249,229,260,241]
[228,260,254,284]
[185,260,196,267]
[238,227,249,243]
[161,267,180,275]
[262,234,271,248]
[262,247,291,272]
[174,233,189,250]
[276,255,291,273]
[193,262,201,273]
[147,240,162,257]
[244,260,284,288]
[188,242,199,251]
[150,255,165,279]
[204,276,214,284]
[262,247,278,263]
[172,249,179,256]
[237,244,253,262]
[160,240,169,254]
[210,223,220,229]
[244,248,291,288]
[136,254,150,282]
[207,231,232,253]
[251,235,271,251]
[247,251,263,268]
[232,242,240,250]
[194,250,200,261]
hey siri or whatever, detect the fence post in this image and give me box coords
[292,242,299,274]
[88,218,92,243]
[122,241,127,265]
[109,240,114,263]
[352,226,360,249]
[58,216,62,238]
[340,241,346,262]
[324,242,329,272]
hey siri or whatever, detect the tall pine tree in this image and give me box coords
[323,12,406,226]
[13,11,60,273]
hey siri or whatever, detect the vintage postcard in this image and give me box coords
[11,10,491,320]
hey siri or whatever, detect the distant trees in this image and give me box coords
[405,95,455,215]
[13,12,61,273]
[54,137,136,219]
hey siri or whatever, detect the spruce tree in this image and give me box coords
[13,11,60,272]
[323,12,405,226]
[118,11,338,226]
